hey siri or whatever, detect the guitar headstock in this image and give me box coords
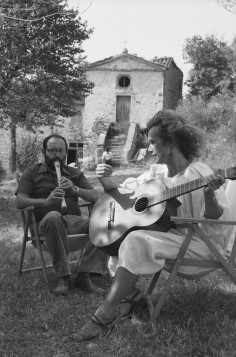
[217,165,236,181]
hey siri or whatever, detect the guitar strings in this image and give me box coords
[110,176,208,211]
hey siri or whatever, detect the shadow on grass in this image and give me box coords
[1,235,236,357]
[1,170,236,356]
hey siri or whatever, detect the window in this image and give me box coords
[118,76,130,88]
[67,142,84,166]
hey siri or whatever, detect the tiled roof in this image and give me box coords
[87,52,166,70]
[87,51,181,72]
[151,57,173,68]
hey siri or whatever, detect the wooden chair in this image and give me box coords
[146,179,236,325]
[16,173,92,291]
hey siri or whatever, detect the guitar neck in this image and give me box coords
[148,176,208,207]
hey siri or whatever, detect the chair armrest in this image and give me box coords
[170,216,236,226]
[20,203,93,212]
[78,202,93,208]
[78,202,93,216]
[21,206,35,212]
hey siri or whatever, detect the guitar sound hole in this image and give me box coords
[135,197,149,212]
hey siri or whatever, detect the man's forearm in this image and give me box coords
[15,195,46,210]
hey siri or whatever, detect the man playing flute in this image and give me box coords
[16,134,107,296]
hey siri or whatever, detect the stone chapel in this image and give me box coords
[0,48,183,173]
[81,48,183,166]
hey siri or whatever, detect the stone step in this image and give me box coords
[106,133,127,165]
[109,141,126,147]
[110,152,123,158]
[109,137,126,142]
[109,136,126,143]
[109,145,124,151]
[109,147,124,153]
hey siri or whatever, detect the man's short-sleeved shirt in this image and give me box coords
[16,163,94,222]
[102,152,113,160]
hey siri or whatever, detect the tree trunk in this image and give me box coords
[10,118,17,173]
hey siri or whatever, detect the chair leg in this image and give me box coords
[194,225,236,284]
[31,215,50,291]
[147,227,195,324]
[18,232,28,275]
[229,233,236,268]
[19,212,29,275]
[148,263,182,324]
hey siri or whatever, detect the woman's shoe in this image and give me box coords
[70,314,116,342]
[117,290,148,318]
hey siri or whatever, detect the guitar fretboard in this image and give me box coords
[148,176,208,207]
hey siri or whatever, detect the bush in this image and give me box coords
[107,122,129,138]
[202,125,236,170]
[16,132,42,172]
[176,91,236,170]
[176,90,236,132]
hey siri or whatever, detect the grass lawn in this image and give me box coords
[0,166,236,357]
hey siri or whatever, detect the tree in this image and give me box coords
[215,0,236,13]
[0,0,94,172]
[183,35,235,99]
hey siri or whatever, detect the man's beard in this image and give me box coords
[44,156,64,171]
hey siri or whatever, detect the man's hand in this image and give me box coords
[59,176,76,194]
[45,187,65,206]
[96,164,113,178]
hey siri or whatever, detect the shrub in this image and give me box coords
[91,115,111,136]
[16,132,42,173]
[176,91,236,170]
[176,90,236,132]
[203,125,236,170]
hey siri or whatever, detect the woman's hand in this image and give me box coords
[96,164,113,178]
[204,173,225,219]
[96,164,117,192]
[205,172,225,194]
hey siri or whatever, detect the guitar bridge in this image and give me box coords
[108,200,115,230]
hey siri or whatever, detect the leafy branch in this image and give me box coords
[215,0,236,13]
[0,1,92,24]
[0,11,75,23]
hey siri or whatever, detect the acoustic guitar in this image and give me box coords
[89,167,236,256]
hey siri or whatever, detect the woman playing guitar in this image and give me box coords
[70,110,231,341]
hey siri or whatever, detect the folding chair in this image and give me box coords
[18,204,92,291]
[16,173,92,291]
[146,179,236,325]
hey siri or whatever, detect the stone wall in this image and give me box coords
[0,104,85,174]
[83,60,165,158]
[0,57,183,172]
[124,122,140,161]
[163,63,183,109]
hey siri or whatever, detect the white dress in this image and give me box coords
[108,162,231,277]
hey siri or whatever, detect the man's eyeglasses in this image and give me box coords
[46,148,66,155]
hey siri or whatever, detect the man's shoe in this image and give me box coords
[53,276,70,296]
[75,273,105,294]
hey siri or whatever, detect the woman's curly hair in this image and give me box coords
[146,110,205,161]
